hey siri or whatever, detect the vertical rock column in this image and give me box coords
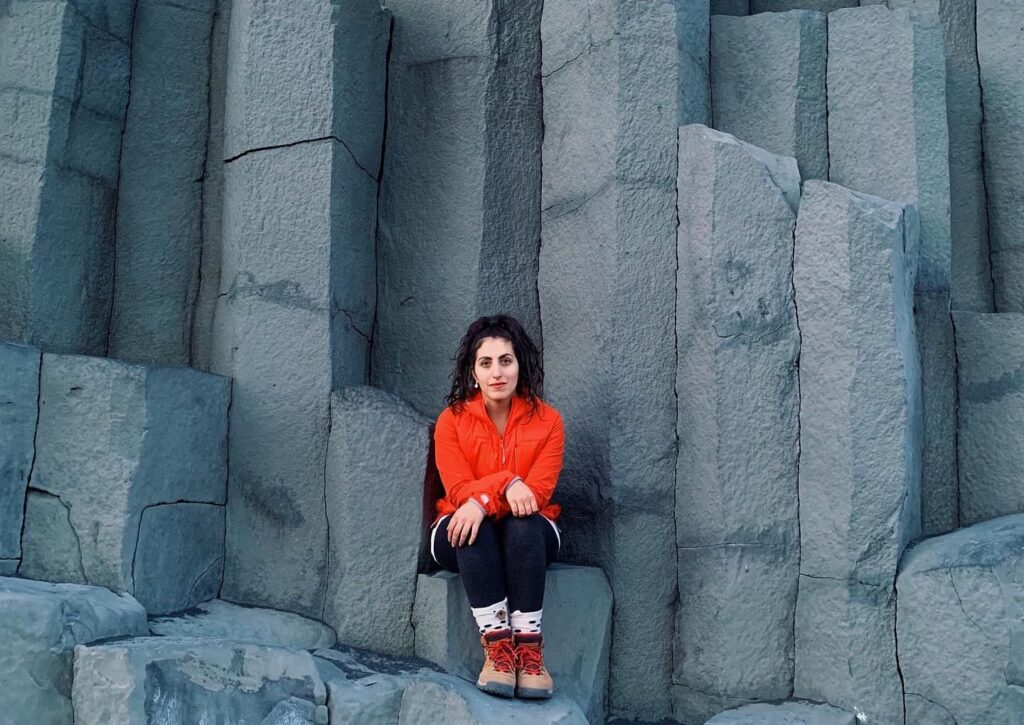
[793,181,922,724]
[541,1,693,718]
[673,126,801,722]
[107,0,216,364]
[977,0,1024,311]
[0,342,40,576]
[373,0,542,417]
[0,1,132,354]
[711,10,827,181]
[827,5,956,536]
[214,0,389,617]
[751,0,857,11]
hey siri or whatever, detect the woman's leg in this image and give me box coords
[497,513,559,633]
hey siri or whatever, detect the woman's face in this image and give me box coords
[472,336,519,405]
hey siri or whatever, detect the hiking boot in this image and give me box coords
[477,629,517,697]
[514,632,554,699]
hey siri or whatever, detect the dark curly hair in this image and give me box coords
[445,315,543,414]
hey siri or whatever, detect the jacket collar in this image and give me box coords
[466,391,529,430]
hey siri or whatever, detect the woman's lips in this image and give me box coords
[490,383,506,388]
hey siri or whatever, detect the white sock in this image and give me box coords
[471,598,510,635]
[510,608,542,635]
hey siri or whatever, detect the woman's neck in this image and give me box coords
[483,395,512,431]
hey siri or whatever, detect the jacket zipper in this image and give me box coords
[500,440,506,465]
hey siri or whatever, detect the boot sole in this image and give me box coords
[477,680,516,698]
[515,686,554,699]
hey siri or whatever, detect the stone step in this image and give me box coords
[706,700,857,724]
[0,576,148,725]
[411,563,611,723]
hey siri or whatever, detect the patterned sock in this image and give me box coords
[471,598,510,635]
[510,608,542,635]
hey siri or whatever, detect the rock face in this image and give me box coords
[792,181,922,723]
[214,0,389,618]
[977,0,1024,312]
[674,125,801,722]
[412,564,612,723]
[0,343,39,570]
[150,599,337,650]
[323,386,431,656]
[106,0,216,365]
[72,637,328,724]
[18,353,230,615]
[751,0,856,9]
[953,312,1024,525]
[711,11,827,180]
[0,577,148,725]
[827,5,955,538]
[0,0,131,354]
[897,514,1024,724]
[706,700,857,724]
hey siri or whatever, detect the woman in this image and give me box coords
[430,314,565,699]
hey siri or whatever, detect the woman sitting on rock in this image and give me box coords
[430,314,564,699]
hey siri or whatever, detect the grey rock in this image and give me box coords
[706,699,857,724]
[412,564,612,723]
[150,599,337,650]
[72,637,328,724]
[0,342,39,563]
[214,0,388,617]
[977,0,1024,312]
[398,676,588,724]
[323,386,431,656]
[827,5,955,538]
[897,514,1024,724]
[711,0,749,14]
[953,312,1024,525]
[794,576,903,724]
[0,577,147,724]
[711,11,828,180]
[107,0,215,365]
[19,353,229,611]
[751,0,857,10]
[676,0,711,126]
[540,1,679,718]
[373,0,542,417]
[794,181,922,585]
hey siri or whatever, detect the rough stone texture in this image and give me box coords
[978,0,1024,312]
[214,0,388,617]
[712,0,749,14]
[72,637,328,724]
[0,342,39,564]
[673,125,801,720]
[18,353,229,612]
[706,700,857,724]
[711,11,827,180]
[751,0,856,10]
[107,0,215,364]
[540,2,679,718]
[0,0,131,355]
[953,312,1024,525]
[150,599,337,650]
[827,5,955,538]
[677,0,711,126]
[323,386,431,656]
[0,577,147,725]
[373,0,542,418]
[897,514,1024,724]
[412,564,612,723]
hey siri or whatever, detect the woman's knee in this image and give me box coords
[501,513,547,550]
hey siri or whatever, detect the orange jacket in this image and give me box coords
[433,392,564,523]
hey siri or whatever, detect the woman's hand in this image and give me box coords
[505,478,538,517]
[448,500,486,547]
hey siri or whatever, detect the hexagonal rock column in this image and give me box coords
[706,700,857,724]
[151,599,337,650]
[412,564,612,723]
[0,577,147,725]
[897,514,1024,724]
[952,312,1024,525]
[72,638,328,724]
[711,11,827,180]
[372,0,543,418]
[0,1,132,354]
[323,386,431,657]
[106,0,216,364]
[18,353,229,615]
[827,5,955,537]
[977,0,1024,312]
[540,1,681,717]
[750,0,857,10]
[792,181,922,724]
[674,125,801,723]
[711,0,749,14]
[0,342,40,575]
[212,0,389,618]
[890,0,992,313]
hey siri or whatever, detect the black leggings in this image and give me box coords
[431,513,560,612]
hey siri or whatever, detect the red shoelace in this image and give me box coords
[485,638,517,673]
[516,643,546,675]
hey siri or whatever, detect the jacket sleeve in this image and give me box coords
[522,414,565,510]
[434,410,516,516]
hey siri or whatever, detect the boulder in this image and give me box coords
[0,342,40,567]
[706,699,857,724]
[150,599,337,650]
